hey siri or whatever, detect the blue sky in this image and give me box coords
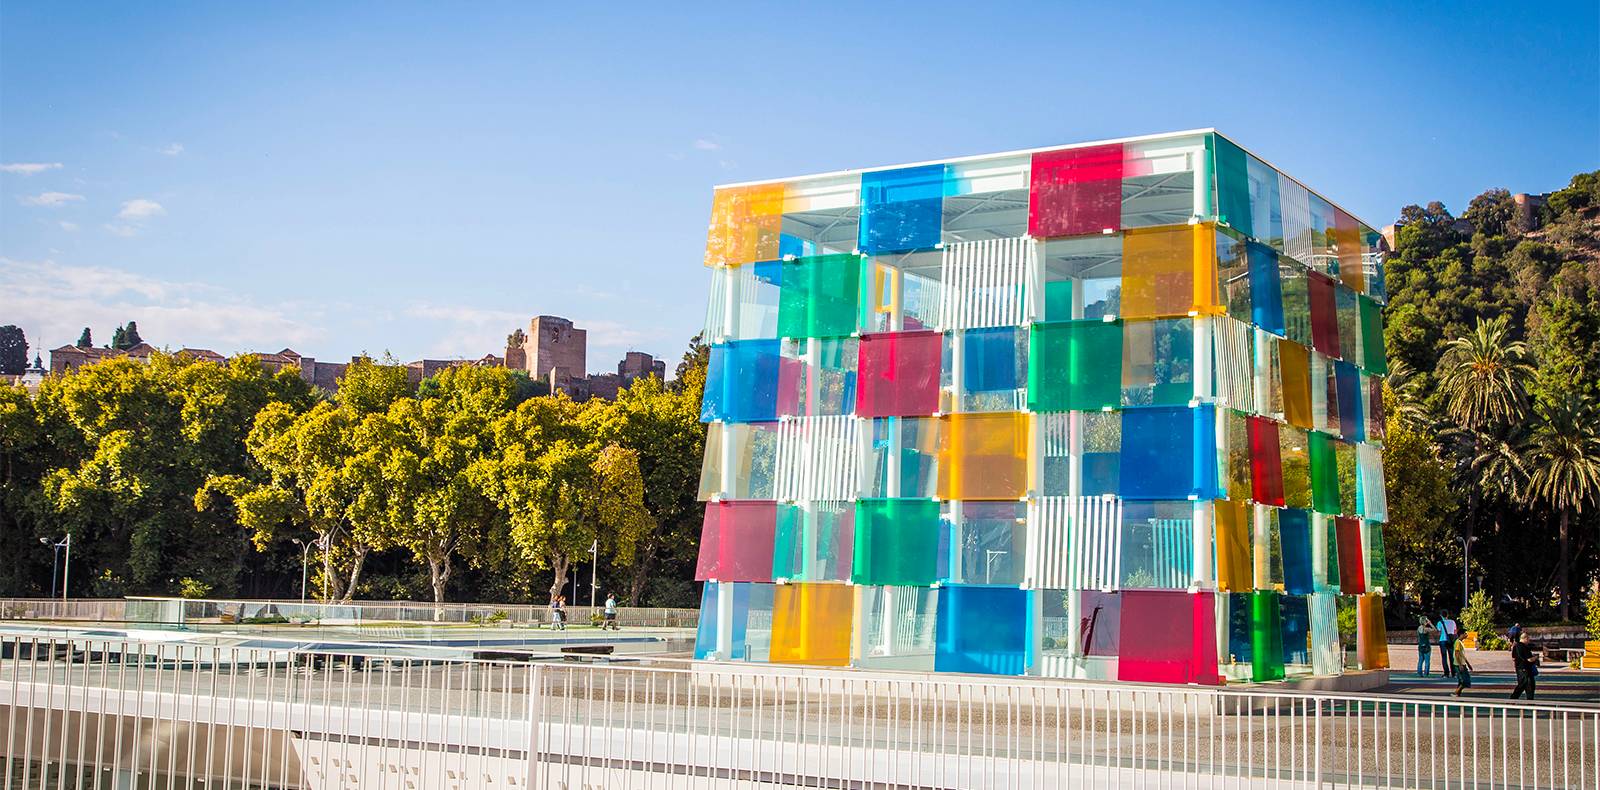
[3,1,1597,371]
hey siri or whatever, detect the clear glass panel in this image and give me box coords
[1367,376,1387,443]
[1082,410,1122,496]
[779,173,861,258]
[1310,592,1343,675]
[1309,193,1340,278]
[1254,329,1285,419]
[1357,442,1388,522]
[1223,409,1252,502]
[1040,235,1122,320]
[1221,592,1255,681]
[1363,226,1388,302]
[778,338,859,417]
[944,155,1029,244]
[854,585,939,670]
[941,500,1026,586]
[1253,504,1285,590]
[697,421,782,500]
[1337,438,1358,516]
[862,416,942,499]
[1281,594,1312,676]
[1119,500,1195,589]
[1122,137,1202,229]
[958,325,1027,412]
[861,251,944,333]
[1246,153,1284,250]
[707,261,785,342]
[1335,284,1362,368]
[772,501,855,583]
[1279,423,1312,509]
[1280,257,1314,348]
[1312,512,1341,593]
[1122,318,1195,407]
[1363,521,1389,594]
[692,582,776,662]
[935,585,1031,675]
[1216,227,1252,320]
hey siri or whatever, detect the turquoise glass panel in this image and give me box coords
[934,585,1030,675]
[1214,134,1252,237]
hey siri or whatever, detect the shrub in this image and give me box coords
[178,578,213,600]
[1461,590,1496,643]
[1586,594,1600,642]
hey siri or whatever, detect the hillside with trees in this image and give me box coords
[1382,171,1600,622]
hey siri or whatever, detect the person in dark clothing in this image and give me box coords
[1510,633,1537,699]
[1436,610,1458,678]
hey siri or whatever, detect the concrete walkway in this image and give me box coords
[1382,643,1600,704]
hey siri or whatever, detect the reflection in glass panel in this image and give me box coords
[1335,285,1362,369]
[855,585,939,671]
[1217,227,1252,320]
[1122,318,1195,407]
[942,500,1026,586]
[778,338,858,418]
[772,501,854,583]
[1280,258,1313,348]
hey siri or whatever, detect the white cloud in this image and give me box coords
[0,257,323,352]
[118,198,165,220]
[104,223,139,237]
[161,143,185,156]
[693,138,721,151]
[58,221,79,232]
[20,191,84,207]
[1,162,63,175]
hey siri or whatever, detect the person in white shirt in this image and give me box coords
[1436,610,1459,678]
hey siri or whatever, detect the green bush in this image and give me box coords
[178,577,212,600]
[1461,590,1496,642]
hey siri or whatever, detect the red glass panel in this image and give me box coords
[856,330,943,417]
[1118,590,1221,685]
[1307,272,1340,357]
[694,501,777,583]
[1028,144,1125,238]
[1336,516,1365,594]
[1248,416,1285,506]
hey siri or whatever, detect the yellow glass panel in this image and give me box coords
[705,183,788,268]
[1120,223,1221,319]
[1215,498,1252,592]
[1355,593,1390,670]
[938,412,1029,500]
[1279,339,1314,430]
[769,582,854,666]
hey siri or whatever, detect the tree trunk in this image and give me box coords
[1559,507,1571,621]
[548,553,570,603]
[318,534,338,603]
[629,538,658,606]
[429,551,452,620]
[340,546,368,603]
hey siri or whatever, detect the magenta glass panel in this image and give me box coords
[1117,590,1221,685]
[694,501,778,583]
[1307,272,1340,358]
[856,330,943,417]
[1028,144,1125,238]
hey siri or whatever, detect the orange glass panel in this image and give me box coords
[705,183,788,268]
[1120,224,1221,319]
[1355,593,1390,670]
[1333,209,1364,292]
[769,582,854,666]
[1279,339,1314,429]
[1215,498,1253,592]
[938,412,1029,500]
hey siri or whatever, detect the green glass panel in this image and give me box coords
[771,505,802,581]
[852,498,940,586]
[1028,319,1122,412]
[1309,431,1341,515]
[1044,279,1075,323]
[1359,296,1387,375]
[1213,134,1253,238]
[1250,590,1286,682]
[778,254,863,338]
[1364,521,1390,593]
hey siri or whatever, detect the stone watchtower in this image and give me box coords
[505,316,587,380]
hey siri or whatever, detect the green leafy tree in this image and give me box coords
[1382,420,1457,610]
[1524,391,1600,620]
[335,354,413,414]
[0,326,27,376]
[75,328,92,349]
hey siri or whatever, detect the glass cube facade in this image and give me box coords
[694,130,1390,684]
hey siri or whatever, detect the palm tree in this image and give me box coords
[1435,316,1534,601]
[1525,392,1600,621]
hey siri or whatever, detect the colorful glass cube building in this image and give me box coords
[692,130,1391,684]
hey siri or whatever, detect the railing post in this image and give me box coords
[1313,696,1323,788]
[527,662,544,786]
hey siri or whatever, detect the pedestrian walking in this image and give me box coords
[1510,632,1537,699]
[1436,610,1458,678]
[551,595,567,631]
[1416,619,1437,676]
[603,593,619,631]
[1453,638,1473,696]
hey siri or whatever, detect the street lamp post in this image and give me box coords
[39,534,71,602]
[290,538,311,603]
[1458,535,1477,610]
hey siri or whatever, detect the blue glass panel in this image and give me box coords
[1281,594,1311,666]
[692,583,719,659]
[778,233,817,261]
[1120,405,1220,500]
[1248,241,1285,336]
[860,165,949,255]
[1334,361,1364,442]
[692,582,754,660]
[1226,592,1254,664]
[934,585,1030,675]
[963,326,1021,392]
[1279,509,1315,595]
[701,339,783,423]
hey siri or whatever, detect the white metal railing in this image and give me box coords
[1,597,700,628]
[2,631,1597,788]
